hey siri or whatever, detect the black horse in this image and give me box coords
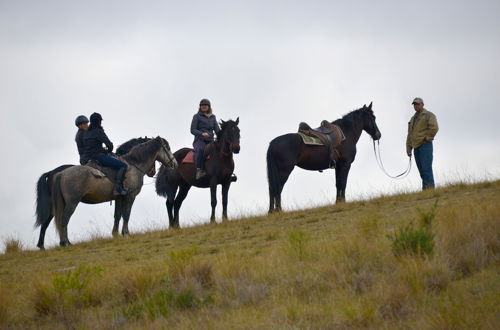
[267,103,381,213]
[34,137,154,249]
[156,118,240,228]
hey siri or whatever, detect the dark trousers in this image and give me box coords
[97,155,128,169]
[193,140,207,169]
[414,141,435,189]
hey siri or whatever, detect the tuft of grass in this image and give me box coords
[287,231,309,261]
[388,201,438,258]
[3,236,24,254]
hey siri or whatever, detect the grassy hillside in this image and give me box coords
[1,181,499,329]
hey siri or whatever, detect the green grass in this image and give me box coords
[1,180,499,329]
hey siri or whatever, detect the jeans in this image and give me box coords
[414,141,435,189]
[193,141,207,169]
[97,155,128,169]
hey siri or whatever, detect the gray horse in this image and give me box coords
[51,136,177,247]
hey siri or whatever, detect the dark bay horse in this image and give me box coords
[267,103,381,213]
[50,137,176,247]
[156,119,240,228]
[34,137,154,249]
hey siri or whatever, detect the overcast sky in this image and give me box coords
[1,0,499,249]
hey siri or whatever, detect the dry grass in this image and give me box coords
[0,180,499,329]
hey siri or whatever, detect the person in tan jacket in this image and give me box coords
[406,97,439,189]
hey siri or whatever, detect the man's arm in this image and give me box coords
[426,113,439,140]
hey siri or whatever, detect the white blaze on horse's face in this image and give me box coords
[156,137,177,169]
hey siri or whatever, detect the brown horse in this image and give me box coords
[51,137,177,247]
[267,103,381,212]
[155,119,240,228]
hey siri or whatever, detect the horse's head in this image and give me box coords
[219,117,240,154]
[361,102,381,141]
[155,136,177,169]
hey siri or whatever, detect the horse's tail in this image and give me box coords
[52,173,65,236]
[35,171,52,228]
[267,142,282,201]
[155,165,169,197]
[34,165,73,228]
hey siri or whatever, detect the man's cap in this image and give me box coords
[90,112,103,123]
[75,115,89,126]
[412,97,424,105]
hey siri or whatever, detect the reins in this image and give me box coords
[372,140,412,179]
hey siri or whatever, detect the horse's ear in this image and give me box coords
[368,102,373,109]
[220,119,226,125]
[235,117,239,125]
[363,104,367,109]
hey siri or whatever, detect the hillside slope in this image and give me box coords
[1,181,499,329]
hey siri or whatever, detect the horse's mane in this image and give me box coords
[123,138,160,164]
[334,108,367,126]
[116,137,152,155]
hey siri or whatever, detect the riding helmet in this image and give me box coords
[90,112,103,124]
[199,99,211,107]
[74,115,89,127]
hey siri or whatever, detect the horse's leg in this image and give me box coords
[120,196,136,237]
[167,182,179,228]
[275,165,295,212]
[173,183,190,228]
[112,198,122,237]
[221,181,231,221]
[335,161,351,203]
[59,202,79,247]
[210,178,218,222]
[36,215,53,250]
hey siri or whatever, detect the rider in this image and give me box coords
[83,112,129,196]
[74,115,89,165]
[191,98,221,180]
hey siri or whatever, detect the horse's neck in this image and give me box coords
[338,114,363,143]
[215,138,233,160]
[125,150,157,176]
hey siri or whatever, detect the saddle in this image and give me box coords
[182,145,213,164]
[84,160,118,184]
[298,120,345,168]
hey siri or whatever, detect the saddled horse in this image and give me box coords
[50,137,176,247]
[156,119,240,228]
[34,137,154,250]
[267,103,381,213]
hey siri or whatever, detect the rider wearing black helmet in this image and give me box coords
[75,115,89,165]
[191,98,221,179]
[82,112,129,196]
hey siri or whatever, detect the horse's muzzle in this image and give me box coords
[168,159,178,169]
[373,131,382,141]
[231,143,240,154]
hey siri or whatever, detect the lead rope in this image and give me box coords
[373,140,412,179]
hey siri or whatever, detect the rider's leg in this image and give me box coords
[193,141,207,179]
[97,155,129,195]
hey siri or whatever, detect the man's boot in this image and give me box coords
[113,167,129,196]
[196,168,206,180]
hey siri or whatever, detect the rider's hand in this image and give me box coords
[202,132,210,138]
[407,151,412,157]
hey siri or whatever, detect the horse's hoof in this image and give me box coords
[38,246,45,251]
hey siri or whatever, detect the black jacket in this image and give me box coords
[75,129,89,164]
[82,125,114,160]
[190,112,221,142]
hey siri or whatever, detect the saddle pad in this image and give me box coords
[297,132,324,146]
[86,166,106,178]
[182,151,211,164]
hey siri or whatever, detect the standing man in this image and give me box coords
[406,97,439,189]
[74,115,89,165]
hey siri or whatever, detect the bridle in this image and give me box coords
[159,139,176,169]
[372,140,412,179]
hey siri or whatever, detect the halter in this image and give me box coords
[372,140,412,179]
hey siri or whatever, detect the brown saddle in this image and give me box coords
[298,120,345,167]
[182,144,214,164]
[84,160,119,184]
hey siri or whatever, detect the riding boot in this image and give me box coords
[196,168,206,180]
[113,167,129,196]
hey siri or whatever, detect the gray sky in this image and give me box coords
[1,0,499,249]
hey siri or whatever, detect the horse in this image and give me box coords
[155,118,240,228]
[267,102,381,213]
[34,137,155,250]
[50,137,177,247]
